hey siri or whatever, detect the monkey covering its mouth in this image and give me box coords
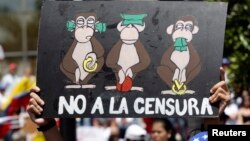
[174,37,188,52]
[157,15,201,95]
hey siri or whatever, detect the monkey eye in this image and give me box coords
[87,18,95,28]
[87,18,95,24]
[76,18,85,27]
[185,24,193,31]
[175,23,184,30]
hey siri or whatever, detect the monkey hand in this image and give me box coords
[125,68,133,78]
[118,69,126,84]
[83,52,97,72]
[86,52,97,66]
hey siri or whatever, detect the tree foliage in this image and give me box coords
[209,0,250,93]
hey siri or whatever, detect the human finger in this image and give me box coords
[209,87,226,103]
[220,67,225,81]
[30,86,40,93]
[28,105,41,115]
[30,92,44,106]
[29,98,43,112]
[210,81,228,94]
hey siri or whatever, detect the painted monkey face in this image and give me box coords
[166,20,199,43]
[120,24,139,44]
[117,22,145,44]
[75,16,95,43]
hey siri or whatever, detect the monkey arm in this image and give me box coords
[94,57,104,73]
[186,44,201,83]
[157,66,174,87]
[106,40,123,72]
[60,41,78,83]
[160,47,175,67]
[130,40,151,74]
[157,46,176,87]
[91,37,104,58]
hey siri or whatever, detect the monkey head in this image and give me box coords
[74,15,96,43]
[66,13,107,43]
[166,15,199,43]
[117,22,145,44]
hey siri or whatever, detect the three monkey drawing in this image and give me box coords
[60,13,200,94]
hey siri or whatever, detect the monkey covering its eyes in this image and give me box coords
[106,13,150,92]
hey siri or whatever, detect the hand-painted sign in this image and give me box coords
[37,1,228,118]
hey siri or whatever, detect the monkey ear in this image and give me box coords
[192,26,199,34]
[134,23,146,32]
[117,21,126,32]
[166,25,174,34]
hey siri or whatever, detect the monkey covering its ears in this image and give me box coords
[60,13,105,87]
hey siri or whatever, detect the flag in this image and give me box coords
[0,122,10,138]
[0,76,35,111]
[6,92,30,115]
[189,131,208,141]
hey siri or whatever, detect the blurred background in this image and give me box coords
[0,0,249,141]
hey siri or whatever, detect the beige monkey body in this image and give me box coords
[118,43,139,74]
[171,48,190,82]
[72,41,95,83]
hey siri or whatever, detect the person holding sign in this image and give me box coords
[26,67,230,140]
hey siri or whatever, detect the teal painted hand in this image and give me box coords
[95,22,107,33]
[66,20,76,31]
[174,37,188,51]
[120,13,147,26]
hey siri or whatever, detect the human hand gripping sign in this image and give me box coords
[209,67,230,115]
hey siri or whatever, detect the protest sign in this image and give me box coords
[37,1,228,117]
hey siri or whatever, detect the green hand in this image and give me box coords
[95,22,107,33]
[174,37,188,51]
[120,13,147,26]
[66,20,76,31]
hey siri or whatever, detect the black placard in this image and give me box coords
[37,1,228,118]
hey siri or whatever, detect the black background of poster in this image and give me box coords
[37,1,227,118]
